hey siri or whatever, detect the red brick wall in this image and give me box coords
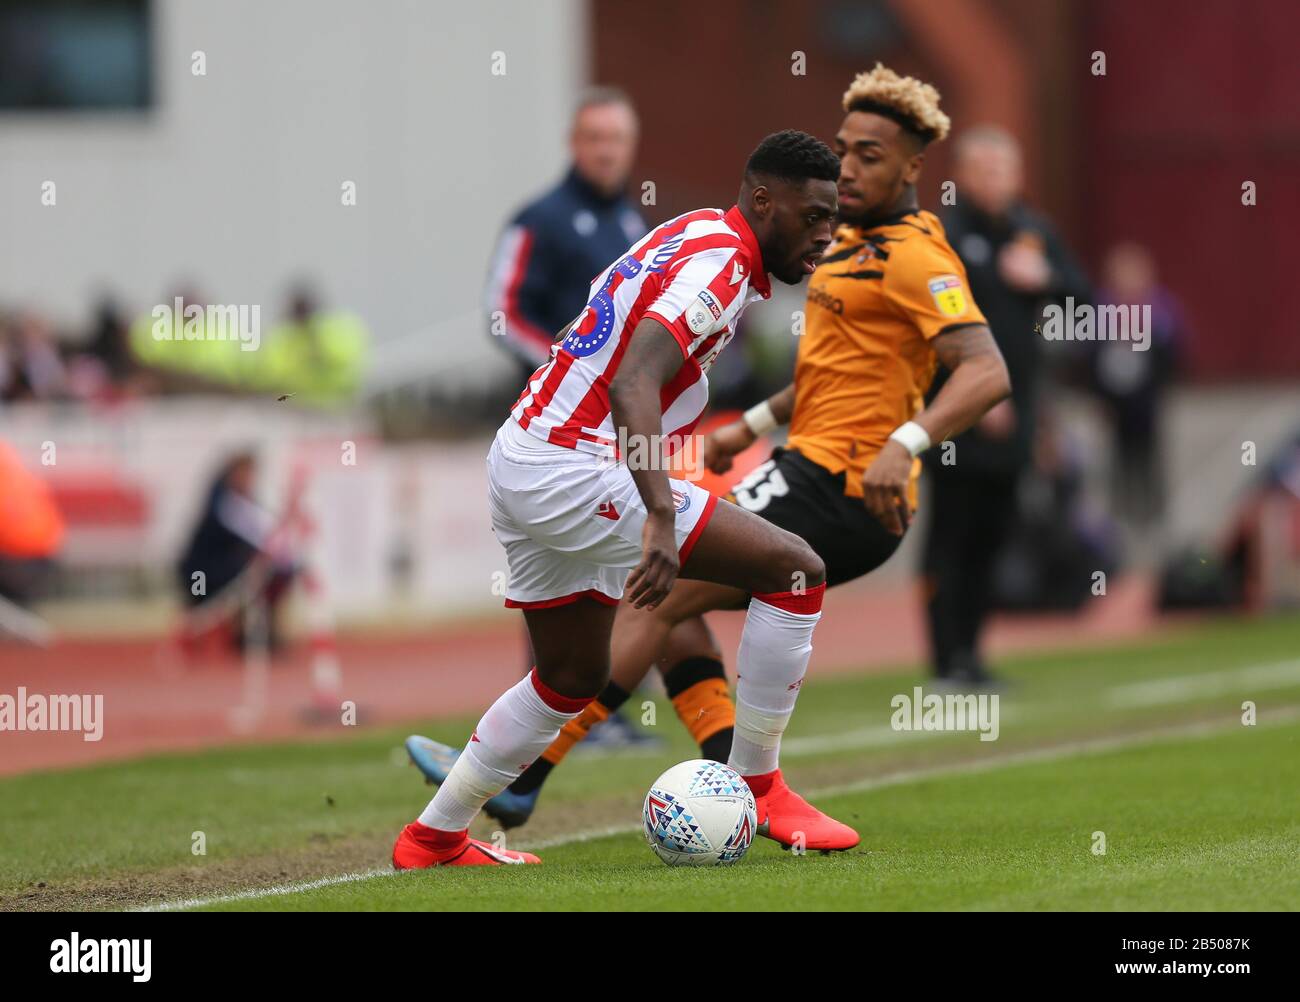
[592,0,1300,379]
[1080,0,1300,378]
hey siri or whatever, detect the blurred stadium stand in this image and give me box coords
[1,0,1297,635]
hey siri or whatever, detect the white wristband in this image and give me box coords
[742,400,779,437]
[889,421,931,458]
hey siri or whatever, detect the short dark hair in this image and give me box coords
[744,130,840,185]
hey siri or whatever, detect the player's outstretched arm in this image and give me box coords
[609,318,689,610]
[703,383,797,474]
[862,325,1010,535]
[914,324,1011,445]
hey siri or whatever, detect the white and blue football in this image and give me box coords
[642,759,757,867]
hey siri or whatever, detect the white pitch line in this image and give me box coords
[138,867,396,912]
[782,707,1022,756]
[810,707,1300,799]
[136,709,1299,913]
[788,658,1300,754]
[137,824,648,912]
[519,822,639,849]
[783,723,904,755]
[1107,659,1300,707]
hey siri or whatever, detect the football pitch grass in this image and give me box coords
[2,614,1298,911]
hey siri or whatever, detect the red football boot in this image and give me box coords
[745,769,860,851]
[391,821,540,869]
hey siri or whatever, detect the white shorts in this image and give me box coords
[487,420,718,609]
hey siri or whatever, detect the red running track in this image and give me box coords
[0,576,1173,776]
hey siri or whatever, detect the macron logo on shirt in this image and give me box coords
[730,262,745,285]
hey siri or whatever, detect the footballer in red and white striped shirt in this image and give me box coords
[394,130,845,870]
[511,204,772,457]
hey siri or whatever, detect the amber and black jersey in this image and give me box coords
[785,209,987,503]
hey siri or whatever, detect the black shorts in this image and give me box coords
[726,447,902,588]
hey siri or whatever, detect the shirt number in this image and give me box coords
[732,460,789,513]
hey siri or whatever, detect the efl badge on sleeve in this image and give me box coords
[927,274,968,317]
[686,289,723,335]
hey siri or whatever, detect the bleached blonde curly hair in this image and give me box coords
[842,63,951,144]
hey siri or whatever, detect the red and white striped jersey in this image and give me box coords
[509,205,771,456]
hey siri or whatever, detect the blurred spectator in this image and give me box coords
[483,85,647,382]
[994,407,1120,611]
[256,285,369,406]
[177,452,297,654]
[62,296,158,401]
[1089,242,1187,525]
[1,311,69,402]
[128,286,232,393]
[129,285,368,405]
[1162,428,1300,613]
[921,125,1091,687]
[87,296,135,385]
[0,439,64,611]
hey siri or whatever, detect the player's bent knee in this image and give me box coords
[787,538,826,591]
[754,531,825,595]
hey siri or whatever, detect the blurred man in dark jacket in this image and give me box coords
[484,86,647,380]
[922,126,1091,686]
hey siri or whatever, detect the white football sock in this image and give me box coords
[419,670,590,832]
[728,585,824,777]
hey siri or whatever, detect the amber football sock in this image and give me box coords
[664,656,735,763]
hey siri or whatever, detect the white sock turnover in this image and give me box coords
[728,585,824,777]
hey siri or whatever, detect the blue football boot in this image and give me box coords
[404,735,540,829]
